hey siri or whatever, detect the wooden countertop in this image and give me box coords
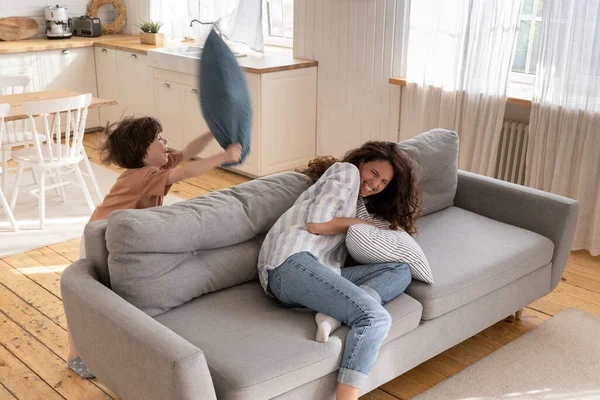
[0,89,117,121]
[388,76,532,108]
[0,34,318,74]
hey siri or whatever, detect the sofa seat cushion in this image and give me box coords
[408,206,555,320]
[155,281,422,399]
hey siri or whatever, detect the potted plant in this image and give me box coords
[138,20,164,45]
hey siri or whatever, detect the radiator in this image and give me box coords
[495,120,529,185]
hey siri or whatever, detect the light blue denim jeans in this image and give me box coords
[267,251,412,389]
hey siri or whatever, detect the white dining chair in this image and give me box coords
[9,94,97,229]
[0,75,46,197]
[0,104,19,231]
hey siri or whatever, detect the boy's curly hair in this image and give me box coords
[99,116,163,169]
[297,142,422,234]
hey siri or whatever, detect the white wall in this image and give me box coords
[121,0,150,35]
[294,0,408,157]
[0,0,116,38]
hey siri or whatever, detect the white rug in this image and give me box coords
[0,163,184,257]
[413,308,600,400]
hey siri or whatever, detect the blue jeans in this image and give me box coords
[267,252,412,389]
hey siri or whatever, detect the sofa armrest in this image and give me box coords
[61,259,217,400]
[454,170,579,290]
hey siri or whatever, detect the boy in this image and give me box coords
[68,116,241,378]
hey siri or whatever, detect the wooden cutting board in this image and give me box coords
[0,17,39,41]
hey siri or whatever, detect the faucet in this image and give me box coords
[190,19,222,37]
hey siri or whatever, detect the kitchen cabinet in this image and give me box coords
[0,52,41,92]
[150,66,316,177]
[116,51,154,118]
[154,78,183,149]
[94,46,120,128]
[36,47,100,128]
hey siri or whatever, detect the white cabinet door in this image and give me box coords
[260,67,317,175]
[36,47,100,128]
[117,51,154,118]
[94,47,120,128]
[154,79,183,150]
[0,52,41,92]
[180,84,221,158]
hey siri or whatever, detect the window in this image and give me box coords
[262,0,294,47]
[511,0,543,84]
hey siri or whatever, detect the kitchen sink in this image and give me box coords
[148,45,246,75]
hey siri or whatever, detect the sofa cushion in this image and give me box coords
[106,172,311,317]
[398,129,459,216]
[154,281,423,399]
[408,206,555,320]
[200,28,252,165]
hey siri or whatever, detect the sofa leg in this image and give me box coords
[514,309,524,320]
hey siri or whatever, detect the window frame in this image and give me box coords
[262,0,294,48]
[510,0,543,84]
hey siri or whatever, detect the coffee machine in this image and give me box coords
[45,5,72,39]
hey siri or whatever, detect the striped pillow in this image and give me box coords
[346,224,434,284]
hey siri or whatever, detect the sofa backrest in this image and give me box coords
[398,128,459,216]
[85,172,311,317]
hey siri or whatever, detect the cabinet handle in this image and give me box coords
[162,83,171,88]
[101,48,108,53]
[62,49,70,55]
[131,53,138,59]
[191,88,198,94]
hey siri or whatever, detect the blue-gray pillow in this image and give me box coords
[199,29,252,166]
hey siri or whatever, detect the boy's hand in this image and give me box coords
[224,144,242,164]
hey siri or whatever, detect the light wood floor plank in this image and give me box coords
[2,253,62,299]
[47,240,81,264]
[380,374,429,399]
[0,311,111,399]
[0,383,18,400]
[569,250,600,269]
[0,260,66,329]
[361,388,399,400]
[0,344,63,400]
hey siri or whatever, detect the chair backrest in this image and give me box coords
[0,103,9,153]
[0,75,32,137]
[21,94,92,164]
[0,75,32,95]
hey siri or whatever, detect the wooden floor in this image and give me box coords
[1,133,599,400]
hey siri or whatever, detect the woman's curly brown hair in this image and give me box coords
[297,141,422,234]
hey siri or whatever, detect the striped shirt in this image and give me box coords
[355,197,393,230]
[258,162,360,292]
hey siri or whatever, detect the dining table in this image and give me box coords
[0,88,117,122]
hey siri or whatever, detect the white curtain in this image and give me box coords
[525,0,600,255]
[149,0,263,51]
[400,0,522,176]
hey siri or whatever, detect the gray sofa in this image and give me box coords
[61,130,579,400]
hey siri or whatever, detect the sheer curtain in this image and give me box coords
[149,0,263,51]
[400,0,522,176]
[525,0,600,255]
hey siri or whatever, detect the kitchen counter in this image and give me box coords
[0,34,317,74]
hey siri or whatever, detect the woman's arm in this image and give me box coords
[307,217,375,236]
[180,131,214,161]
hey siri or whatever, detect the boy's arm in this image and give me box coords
[180,131,214,161]
[167,144,241,185]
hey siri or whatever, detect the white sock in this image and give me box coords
[315,312,342,343]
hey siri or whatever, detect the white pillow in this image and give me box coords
[346,224,434,284]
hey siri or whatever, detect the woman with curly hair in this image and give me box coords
[258,141,421,400]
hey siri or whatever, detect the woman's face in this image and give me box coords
[358,159,394,197]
